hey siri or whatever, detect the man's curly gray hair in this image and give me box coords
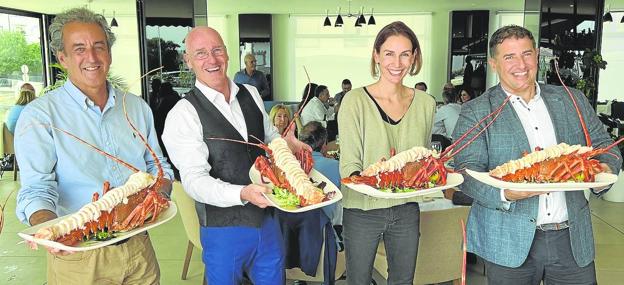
[49,7,116,56]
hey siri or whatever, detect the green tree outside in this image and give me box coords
[0,30,42,78]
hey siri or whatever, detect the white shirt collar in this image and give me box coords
[500,82,542,103]
[194,78,239,104]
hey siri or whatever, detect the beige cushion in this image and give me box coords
[172,182,202,250]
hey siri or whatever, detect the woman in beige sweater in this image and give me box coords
[338,21,436,284]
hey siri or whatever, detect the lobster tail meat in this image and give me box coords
[267,138,326,205]
[34,172,156,243]
[361,146,437,176]
[489,143,606,182]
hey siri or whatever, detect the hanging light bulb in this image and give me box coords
[323,9,331,26]
[603,5,613,22]
[335,7,343,27]
[368,8,376,25]
[604,12,613,22]
[110,10,119,27]
[357,7,366,25]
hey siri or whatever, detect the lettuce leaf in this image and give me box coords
[272,187,301,208]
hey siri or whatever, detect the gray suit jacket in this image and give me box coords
[452,83,622,268]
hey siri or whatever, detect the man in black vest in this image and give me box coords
[162,27,309,285]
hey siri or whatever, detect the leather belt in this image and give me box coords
[536,221,569,231]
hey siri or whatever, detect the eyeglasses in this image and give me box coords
[189,46,226,60]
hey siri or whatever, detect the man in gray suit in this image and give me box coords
[453,25,622,284]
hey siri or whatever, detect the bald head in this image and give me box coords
[185,26,224,51]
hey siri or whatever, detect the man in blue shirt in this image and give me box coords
[233,53,271,100]
[15,8,173,285]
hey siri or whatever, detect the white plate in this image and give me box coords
[465,169,618,191]
[18,201,177,252]
[249,167,342,213]
[344,173,464,199]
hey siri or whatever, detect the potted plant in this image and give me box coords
[575,49,607,100]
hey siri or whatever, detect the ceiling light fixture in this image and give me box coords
[604,5,613,22]
[323,9,331,26]
[323,1,374,27]
[110,10,119,27]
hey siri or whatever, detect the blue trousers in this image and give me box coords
[200,213,285,285]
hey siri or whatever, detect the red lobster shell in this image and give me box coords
[32,96,169,246]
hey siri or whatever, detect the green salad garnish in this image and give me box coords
[272,187,301,209]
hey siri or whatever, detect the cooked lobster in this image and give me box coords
[489,61,622,183]
[210,131,333,207]
[31,95,169,246]
[342,96,512,191]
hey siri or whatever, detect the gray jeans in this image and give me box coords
[343,203,420,285]
[484,228,597,285]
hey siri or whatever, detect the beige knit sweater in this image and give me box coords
[338,87,436,210]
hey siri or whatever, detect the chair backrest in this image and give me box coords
[3,123,15,155]
[171,181,202,250]
[611,101,624,121]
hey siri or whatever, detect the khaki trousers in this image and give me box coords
[46,234,160,285]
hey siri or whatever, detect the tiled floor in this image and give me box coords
[1,172,623,285]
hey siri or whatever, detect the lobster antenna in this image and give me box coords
[440,96,512,158]
[249,134,264,144]
[446,97,512,159]
[461,219,467,285]
[19,123,141,173]
[553,59,591,147]
[122,66,165,180]
[282,66,313,137]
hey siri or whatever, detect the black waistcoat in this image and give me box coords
[184,84,266,227]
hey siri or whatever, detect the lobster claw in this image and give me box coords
[295,149,314,174]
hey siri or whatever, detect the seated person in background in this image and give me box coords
[334,79,352,106]
[234,53,271,100]
[277,121,340,284]
[457,85,475,104]
[299,121,341,224]
[432,89,461,139]
[269,104,292,135]
[154,82,181,179]
[7,83,36,133]
[296,83,318,131]
[301,85,336,127]
[415,81,428,93]
[443,188,474,206]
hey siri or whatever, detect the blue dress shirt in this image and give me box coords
[6,104,26,133]
[15,80,173,225]
[312,151,341,220]
[233,70,270,99]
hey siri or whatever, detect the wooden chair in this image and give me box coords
[171,181,205,284]
[2,123,17,181]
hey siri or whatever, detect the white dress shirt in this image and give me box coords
[162,79,280,207]
[500,84,569,225]
[432,103,461,139]
[301,96,335,127]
